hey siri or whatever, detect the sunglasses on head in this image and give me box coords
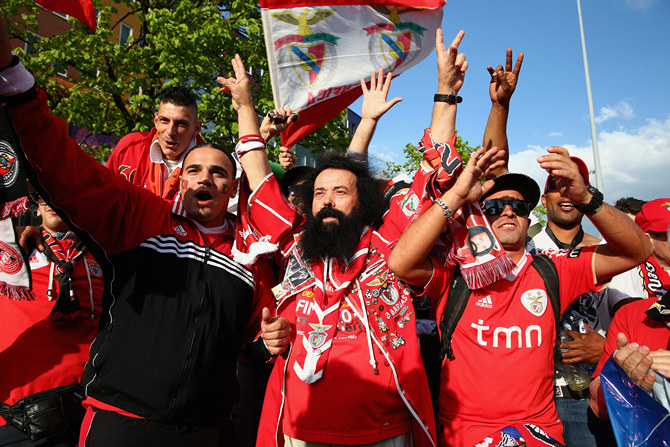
[287,184,311,197]
[481,198,533,217]
[27,192,46,206]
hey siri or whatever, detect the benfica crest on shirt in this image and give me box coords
[308,322,331,348]
[521,289,548,317]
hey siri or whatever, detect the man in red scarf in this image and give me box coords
[589,223,670,420]
[225,28,477,447]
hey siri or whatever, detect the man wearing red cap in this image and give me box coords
[607,198,670,304]
[589,223,670,420]
[526,157,636,446]
[634,199,670,299]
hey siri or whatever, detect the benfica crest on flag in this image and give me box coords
[260,0,445,148]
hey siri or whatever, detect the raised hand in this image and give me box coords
[436,29,468,94]
[538,146,590,206]
[278,146,297,171]
[260,107,300,141]
[216,54,253,111]
[487,48,523,107]
[448,146,505,205]
[360,68,403,121]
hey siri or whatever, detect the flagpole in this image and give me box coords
[576,0,603,191]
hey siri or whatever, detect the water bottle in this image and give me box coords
[559,329,591,396]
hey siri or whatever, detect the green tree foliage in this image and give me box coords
[1,0,351,162]
[382,134,478,178]
[532,204,547,226]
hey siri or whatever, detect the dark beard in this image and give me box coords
[300,207,364,263]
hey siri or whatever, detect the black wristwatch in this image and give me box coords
[434,94,462,104]
[574,185,604,215]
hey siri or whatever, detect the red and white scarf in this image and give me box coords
[291,228,372,384]
[231,174,280,266]
[418,129,514,289]
[42,228,88,321]
[641,257,670,299]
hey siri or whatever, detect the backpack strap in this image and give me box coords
[529,253,561,343]
[438,269,471,361]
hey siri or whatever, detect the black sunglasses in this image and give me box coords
[482,199,533,217]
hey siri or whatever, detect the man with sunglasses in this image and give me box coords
[0,192,104,446]
[527,157,638,446]
[388,147,652,446]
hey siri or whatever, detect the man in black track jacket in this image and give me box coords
[0,18,290,447]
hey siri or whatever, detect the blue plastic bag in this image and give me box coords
[601,357,670,446]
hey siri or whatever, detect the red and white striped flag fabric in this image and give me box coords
[260,0,445,148]
[34,0,96,31]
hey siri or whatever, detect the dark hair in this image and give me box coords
[281,166,317,196]
[312,152,385,228]
[182,143,237,179]
[614,197,647,215]
[159,86,198,118]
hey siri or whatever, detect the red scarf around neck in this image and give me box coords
[641,256,670,299]
[418,129,514,289]
[291,227,373,384]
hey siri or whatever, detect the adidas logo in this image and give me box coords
[475,295,493,309]
[174,225,187,236]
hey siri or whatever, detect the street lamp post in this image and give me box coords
[576,0,604,191]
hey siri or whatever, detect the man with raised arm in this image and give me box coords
[387,147,652,446]
[527,157,639,446]
[0,18,290,445]
[222,30,467,447]
[481,48,523,179]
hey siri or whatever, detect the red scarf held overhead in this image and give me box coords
[641,257,670,299]
[418,129,514,289]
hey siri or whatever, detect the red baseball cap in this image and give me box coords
[635,198,670,233]
[544,156,590,192]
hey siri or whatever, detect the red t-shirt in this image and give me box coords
[282,298,411,444]
[437,247,601,446]
[279,258,447,445]
[595,297,670,376]
[0,243,104,420]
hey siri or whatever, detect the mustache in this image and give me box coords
[314,207,346,222]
